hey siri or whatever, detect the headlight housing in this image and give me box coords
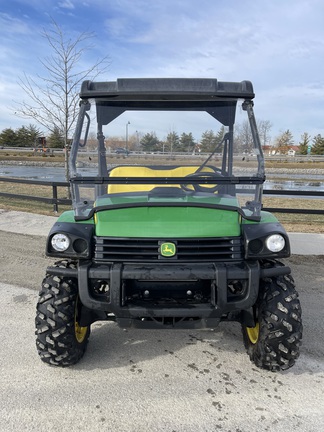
[265,234,285,253]
[243,224,290,259]
[51,233,71,251]
[46,222,93,258]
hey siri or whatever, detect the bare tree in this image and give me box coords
[235,120,253,153]
[257,120,272,147]
[15,18,110,181]
[235,119,272,153]
[274,130,294,154]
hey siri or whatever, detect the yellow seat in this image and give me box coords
[107,165,215,194]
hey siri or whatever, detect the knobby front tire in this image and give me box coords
[35,261,90,367]
[242,259,303,372]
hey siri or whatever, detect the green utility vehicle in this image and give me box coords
[35,78,302,370]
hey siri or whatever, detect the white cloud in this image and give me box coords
[0,12,32,35]
[1,0,324,141]
[58,0,75,10]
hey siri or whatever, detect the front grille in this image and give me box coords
[94,237,243,262]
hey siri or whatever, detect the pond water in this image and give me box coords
[0,164,323,193]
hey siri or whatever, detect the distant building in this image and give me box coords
[262,145,277,155]
[262,145,300,156]
[287,146,300,156]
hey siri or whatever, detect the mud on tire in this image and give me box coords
[242,259,303,371]
[35,260,90,367]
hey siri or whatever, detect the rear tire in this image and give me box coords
[35,261,90,367]
[242,260,302,371]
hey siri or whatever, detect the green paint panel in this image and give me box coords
[57,210,94,224]
[242,210,278,225]
[95,206,241,237]
[94,194,241,237]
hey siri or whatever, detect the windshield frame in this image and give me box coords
[69,81,265,222]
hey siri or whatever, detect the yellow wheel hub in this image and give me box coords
[75,320,88,343]
[74,300,88,343]
[246,322,260,344]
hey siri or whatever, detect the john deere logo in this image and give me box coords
[161,242,176,257]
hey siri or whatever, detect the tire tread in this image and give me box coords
[35,261,90,367]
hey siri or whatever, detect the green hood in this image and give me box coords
[94,195,241,238]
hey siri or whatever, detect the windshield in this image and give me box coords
[69,97,265,221]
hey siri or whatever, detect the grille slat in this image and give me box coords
[94,237,243,262]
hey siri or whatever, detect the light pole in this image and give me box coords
[126,121,130,153]
[136,130,139,149]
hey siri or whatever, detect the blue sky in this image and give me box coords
[1,0,324,143]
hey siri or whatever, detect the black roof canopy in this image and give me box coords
[80,78,255,101]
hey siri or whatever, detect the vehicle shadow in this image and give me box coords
[74,320,245,371]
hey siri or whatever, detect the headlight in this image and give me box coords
[265,234,285,253]
[51,233,71,252]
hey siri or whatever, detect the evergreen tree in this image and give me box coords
[200,130,216,152]
[47,126,65,148]
[298,132,311,155]
[165,131,180,153]
[215,126,226,148]
[16,124,42,147]
[200,127,225,152]
[179,132,195,153]
[0,128,19,146]
[311,134,324,155]
[140,132,161,152]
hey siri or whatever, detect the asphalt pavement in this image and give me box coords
[0,209,324,431]
[0,278,323,432]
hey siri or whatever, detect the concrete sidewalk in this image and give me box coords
[0,209,57,237]
[288,232,324,255]
[0,209,323,255]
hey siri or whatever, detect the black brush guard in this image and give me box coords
[46,260,291,329]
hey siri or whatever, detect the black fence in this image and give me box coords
[262,189,324,215]
[0,177,71,212]
[0,177,324,215]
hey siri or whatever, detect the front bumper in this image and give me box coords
[46,260,291,328]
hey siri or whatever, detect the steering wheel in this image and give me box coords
[180,171,223,193]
